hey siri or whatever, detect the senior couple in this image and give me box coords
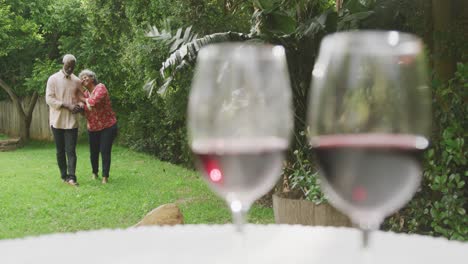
[45,54,118,186]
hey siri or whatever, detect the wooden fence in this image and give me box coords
[0,97,53,140]
[0,97,88,141]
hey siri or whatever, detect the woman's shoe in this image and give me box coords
[102,177,108,184]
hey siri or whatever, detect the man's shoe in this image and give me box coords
[65,178,79,186]
[102,177,108,184]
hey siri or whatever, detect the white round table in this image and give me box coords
[0,225,466,263]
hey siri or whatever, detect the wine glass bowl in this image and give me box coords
[307,31,431,244]
[188,43,293,230]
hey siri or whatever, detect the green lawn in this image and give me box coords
[0,141,274,239]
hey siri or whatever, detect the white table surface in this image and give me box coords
[0,224,466,264]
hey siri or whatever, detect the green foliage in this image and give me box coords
[117,47,193,167]
[147,23,198,54]
[118,97,165,154]
[24,59,61,96]
[159,83,192,165]
[337,0,376,31]
[116,29,165,111]
[152,0,373,99]
[251,0,298,36]
[385,63,468,241]
[251,0,324,38]
[284,144,326,204]
[176,0,251,34]
[78,0,132,102]
[142,1,252,96]
[0,0,44,99]
[120,76,193,167]
[0,2,43,57]
[41,0,87,57]
[110,0,254,167]
[150,31,251,95]
[0,0,85,100]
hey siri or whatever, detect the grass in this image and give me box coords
[0,141,274,240]
[0,134,8,140]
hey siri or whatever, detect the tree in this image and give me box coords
[359,0,466,81]
[0,2,43,143]
[0,0,86,143]
[431,0,466,82]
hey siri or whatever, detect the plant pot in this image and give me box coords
[272,193,352,227]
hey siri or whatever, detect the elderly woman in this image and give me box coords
[78,69,118,184]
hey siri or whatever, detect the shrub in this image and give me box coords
[384,63,468,241]
[282,131,326,204]
[285,64,467,241]
[118,77,193,168]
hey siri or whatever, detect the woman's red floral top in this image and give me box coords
[83,83,117,132]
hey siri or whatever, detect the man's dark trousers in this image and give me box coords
[51,126,78,181]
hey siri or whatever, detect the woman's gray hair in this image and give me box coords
[79,69,98,85]
[62,54,76,64]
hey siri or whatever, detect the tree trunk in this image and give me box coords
[336,0,343,12]
[18,116,29,146]
[432,0,456,81]
[0,78,38,144]
[19,92,38,144]
[422,0,433,64]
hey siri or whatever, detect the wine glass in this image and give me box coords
[307,31,431,248]
[188,42,293,232]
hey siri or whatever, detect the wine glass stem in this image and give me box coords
[361,230,372,264]
[232,209,247,232]
[362,229,370,249]
[357,219,380,249]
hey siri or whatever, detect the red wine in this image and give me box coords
[311,134,428,221]
[192,138,287,205]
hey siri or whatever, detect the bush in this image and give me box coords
[282,131,326,204]
[384,63,468,241]
[284,64,467,241]
[118,77,193,168]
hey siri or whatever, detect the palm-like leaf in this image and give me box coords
[147,31,251,95]
[146,24,198,53]
[148,0,374,96]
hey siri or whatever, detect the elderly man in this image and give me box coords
[46,54,83,186]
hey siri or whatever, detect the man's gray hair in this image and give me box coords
[62,54,76,64]
[79,69,98,85]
